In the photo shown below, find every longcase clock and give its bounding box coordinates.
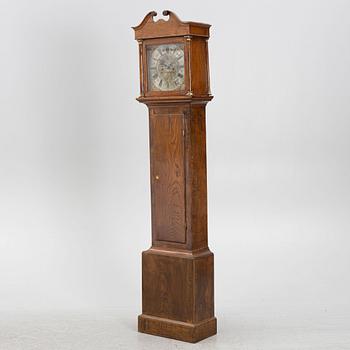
[133,10,217,343]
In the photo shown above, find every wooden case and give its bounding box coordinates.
[133,11,216,343]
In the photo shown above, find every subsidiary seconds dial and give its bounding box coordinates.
[147,44,185,92]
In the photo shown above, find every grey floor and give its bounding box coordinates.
[1,307,349,350]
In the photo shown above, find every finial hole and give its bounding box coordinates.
[153,10,170,22]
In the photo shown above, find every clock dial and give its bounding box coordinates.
[147,44,185,92]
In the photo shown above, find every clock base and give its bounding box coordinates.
[138,314,217,343]
[138,248,216,343]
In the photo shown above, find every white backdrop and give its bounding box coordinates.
[1,0,350,348]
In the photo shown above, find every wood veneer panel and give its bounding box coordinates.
[149,112,186,244]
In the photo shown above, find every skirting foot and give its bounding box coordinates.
[138,314,217,343]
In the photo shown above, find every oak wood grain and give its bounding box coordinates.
[150,112,186,244]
